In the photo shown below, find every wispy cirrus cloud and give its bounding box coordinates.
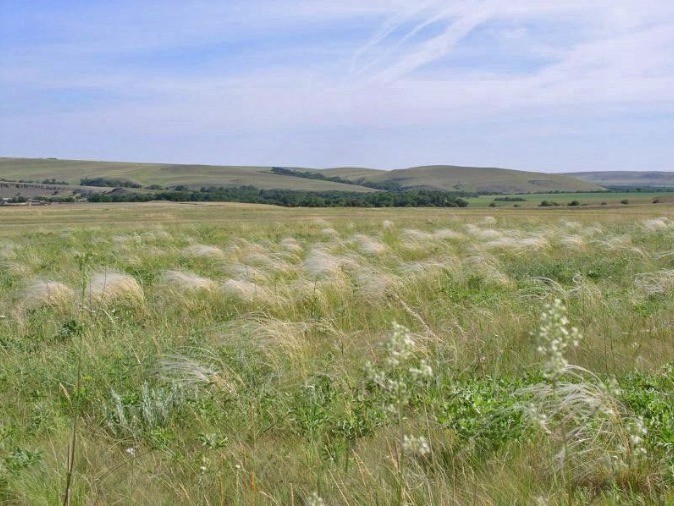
[350,0,674,85]
[350,0,501,82]
[0,1,673,170]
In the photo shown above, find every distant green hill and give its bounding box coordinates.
[566,171,674,188]
[318,167,386,179]
[0,158,375,193]
[0,158,605,194]
[322,165,604,193]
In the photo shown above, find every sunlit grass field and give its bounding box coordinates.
[467,191,669,207]
[2,202,674,504]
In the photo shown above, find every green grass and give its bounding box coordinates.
[568,171,674,188]
[467,191,669,207]
[317,167,386,179]
[1,158,606,194]
[358,165,604,193]
[1,203,674,503]
[0,158,376,192]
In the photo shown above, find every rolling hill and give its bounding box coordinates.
[0,157,605,194]
[321,165,604,193]
[0,158,375,193]
[566,171,674,188]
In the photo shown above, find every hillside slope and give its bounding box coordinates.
[319,167,387,179]
[566,171,674,188]
[1,158,606,194]
[0,158,375,193]
[333,165,605,193]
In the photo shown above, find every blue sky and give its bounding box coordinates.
[1,0,673,171]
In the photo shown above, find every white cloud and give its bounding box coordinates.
[1,0,673,170]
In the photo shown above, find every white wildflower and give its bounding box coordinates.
[402,435,431,457]
[409,359,433,380]
[627,416,648,457]
[527,404,551,434]
[536,299,582,380]
[366,323,433,409]
[519,300,646,484]
[386,322,416,366]
[306,491,326,506]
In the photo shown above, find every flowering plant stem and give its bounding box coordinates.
[397,402,405,505]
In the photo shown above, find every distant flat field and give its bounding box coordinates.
[566,171,674,187]
[2,201,673,233]
[466,191,671,207]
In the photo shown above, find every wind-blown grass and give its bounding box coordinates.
[2,203,674,504]
[22,280,75,312]
[86,270,145,307]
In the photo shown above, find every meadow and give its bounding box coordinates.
[466,192,670,208]
[0,158,602,194]
[1,202,674,504]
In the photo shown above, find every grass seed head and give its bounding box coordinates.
[222,279,273,304]
[181,244,225,259]
[279,237,303,253]
[87,271,145,306]
[320,227,339,238]
[23,280,75,311]
[303,249,346,277]
[433,228,465,241]
[354,234,387,255]
[159,270,217,292]
[642,218,672,232]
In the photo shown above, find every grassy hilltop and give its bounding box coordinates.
[322,164,604,193]
[0,158,373,192]
[1,157,604,193]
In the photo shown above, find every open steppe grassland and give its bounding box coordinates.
[466,191,670,207]
[1,203,674,504]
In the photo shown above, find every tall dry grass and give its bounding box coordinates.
[1,205,674,504]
